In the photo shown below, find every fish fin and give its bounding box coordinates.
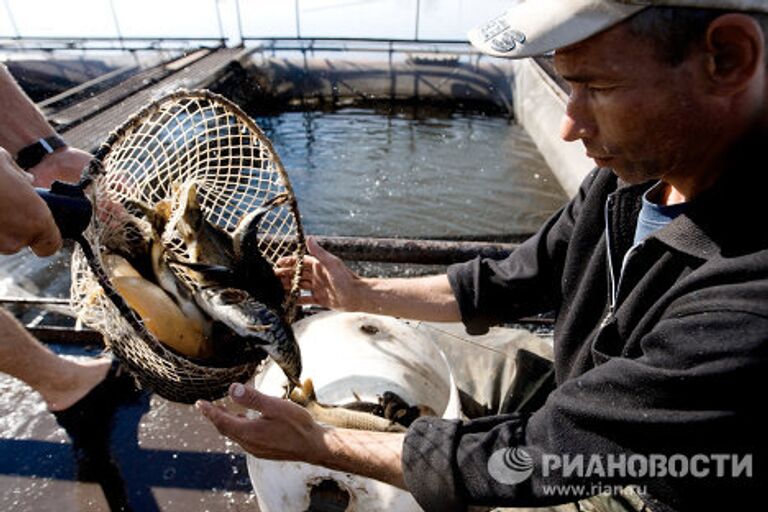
[287,378,315,405]
[288,387,305,404]
[302,378,317,402]
[168,259,236,282]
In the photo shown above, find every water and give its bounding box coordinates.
[0,107,566,299]
[255,107,567,239]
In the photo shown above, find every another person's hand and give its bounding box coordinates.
[197,383,329,463]
[276,237,363,311]
[0,147,61,256]
[28,146,91,188]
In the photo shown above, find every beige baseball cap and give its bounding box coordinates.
[468,0,768,58]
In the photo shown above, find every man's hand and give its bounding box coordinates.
[0,148,61,256]
[28,146,91,187]
[197,383,330,463]
[276,237,461,321]
[276,237,363,310]
[198,382,407,489]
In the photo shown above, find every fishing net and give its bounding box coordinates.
[70,89,305,403]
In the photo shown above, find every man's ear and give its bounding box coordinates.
[703,14,764,94]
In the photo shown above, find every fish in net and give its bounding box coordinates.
[66,89,305,404]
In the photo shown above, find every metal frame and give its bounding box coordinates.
[245,36,484,63]
[0,36,226,52]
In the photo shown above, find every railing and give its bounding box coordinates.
[245,36,476,57]
[0,36,226,53]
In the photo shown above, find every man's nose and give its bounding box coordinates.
[560,115,589,141]
[560,92,596,142]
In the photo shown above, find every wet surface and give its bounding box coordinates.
[255,107,566,239]
[0,348,258,512]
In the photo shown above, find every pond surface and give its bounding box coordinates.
[255,107,567,239]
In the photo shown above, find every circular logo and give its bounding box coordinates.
[487,447,534,485]
[490,30,526,53]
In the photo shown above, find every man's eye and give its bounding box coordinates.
[587,85,615,93]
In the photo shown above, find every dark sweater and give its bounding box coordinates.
[402,167,768,511]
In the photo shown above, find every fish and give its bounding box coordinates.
[232,193,291,312]
[125,197,212,342]
[103,253,212,358]
[169,182,290,313]
[289,379,407,433]
[162,182,302,388]
[193,286,301,387]
[379,391,437,427]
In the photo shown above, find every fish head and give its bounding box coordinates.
[125,198,172,239]
[166,181,207,260]
[176,181,206,236]
[169,181,236,267]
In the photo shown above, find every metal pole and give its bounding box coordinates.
[234,0,244,44]
[414,0,420,41]
[214,0,225,45]
[108,0,125,51]
[295,0,302,39]
[311,235,519,265]
[2,0,21,39]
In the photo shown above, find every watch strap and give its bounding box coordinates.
[15,135,68,170]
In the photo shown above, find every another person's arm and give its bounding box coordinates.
[0,64,93,256]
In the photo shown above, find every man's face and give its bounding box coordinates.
[554,23,714,185]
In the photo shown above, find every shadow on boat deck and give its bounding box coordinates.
[0,345,257,512]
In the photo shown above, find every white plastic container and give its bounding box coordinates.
[247,311,462,512]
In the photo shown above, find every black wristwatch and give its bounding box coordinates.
[15,135,68,170]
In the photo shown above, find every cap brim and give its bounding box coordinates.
[468,0,646,58]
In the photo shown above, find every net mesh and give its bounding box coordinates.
[70,89,305,403]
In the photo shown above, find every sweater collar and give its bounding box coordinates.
[610,166,768,261]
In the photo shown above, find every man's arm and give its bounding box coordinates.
[197,383,407,488]
[0,64,57,154]
[0,64,91,187]
[275,170,604,328]
[277,237,461,322]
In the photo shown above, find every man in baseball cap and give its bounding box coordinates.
[201,2,768,511]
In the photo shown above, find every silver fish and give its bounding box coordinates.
[166,182,301,388]
[169,182,290,312]
[193,286,301,387]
